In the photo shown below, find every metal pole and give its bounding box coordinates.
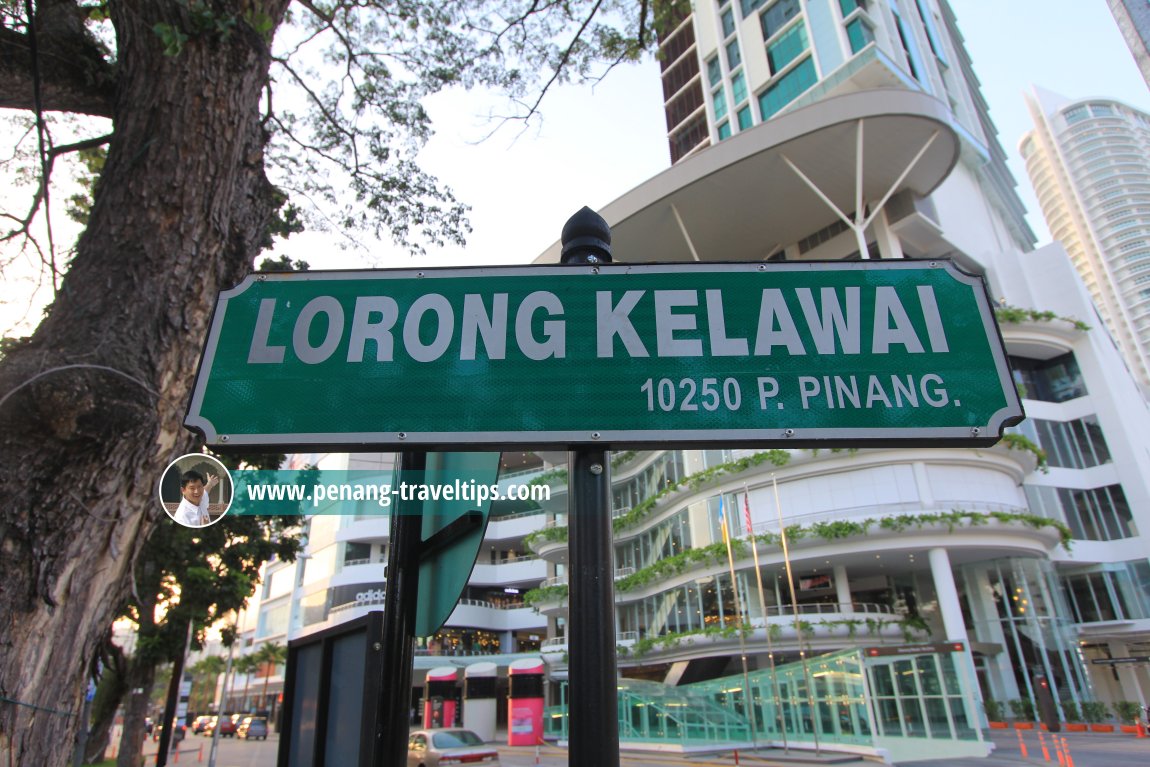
[719,494,758,752]
[772,475,820,755]
[207,628,235,767]
[568,448,619,767]
[373,450,426,767]
[560,207,620,767]
[744,486,786,752]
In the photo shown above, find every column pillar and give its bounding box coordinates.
[834,565,852,612]
[1111,641,1147,706]
[929,548,967,641]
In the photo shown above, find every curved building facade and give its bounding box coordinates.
[525,0,1150,726]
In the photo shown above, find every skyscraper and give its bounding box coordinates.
[1108,0,1150,89]
[1021,89,1150,389]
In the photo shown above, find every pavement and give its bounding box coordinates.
[132,728,1150,767]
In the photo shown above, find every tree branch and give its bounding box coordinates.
[0,11,116,117]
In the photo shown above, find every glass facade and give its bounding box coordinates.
[767,20,809,72]
[547,648,983,750]
[761,0,801,40]
[1010,353,1088,402]
[1030,416,1111,469]
[867,652,977,741]
[846,17,874,54]
[611,451,687,513]
[959,559,1091,708]
[616,572,754,638]
[758,56,818,119]
[1025,484,1137,541]
[1062,560,1150,623]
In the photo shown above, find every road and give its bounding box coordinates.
[137,729,1150,767]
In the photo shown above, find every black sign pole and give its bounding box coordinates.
[373,450,425,767]
[561,208,621,767]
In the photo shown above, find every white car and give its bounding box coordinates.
[407,729,500,766]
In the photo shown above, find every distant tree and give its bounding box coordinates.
[254,641,287,708]
[188,655,228,714]
[232,655,262,713]
[106,449,301,767]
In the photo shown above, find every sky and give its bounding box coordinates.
[2,0,1149,332]
[272,0,1150,271]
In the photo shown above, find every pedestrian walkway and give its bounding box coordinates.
[495,728,1150,767]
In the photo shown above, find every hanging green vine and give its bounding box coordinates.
[995,304,1090,331]
[998,433,1048,471]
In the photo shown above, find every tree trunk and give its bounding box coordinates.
[0,1,289,763]
[83,660,127,764]
[115,659,156,767]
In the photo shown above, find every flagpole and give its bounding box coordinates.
[772,474,820,756]
[744,486,787,753]
[719,494,759,753]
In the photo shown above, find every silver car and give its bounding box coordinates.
[407,729,500,766]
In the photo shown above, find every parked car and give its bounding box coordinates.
[236,716,269,740]
[407,729,499,766]
[203,714,237,737]
[151,719,186,742]
[192,715,212,734]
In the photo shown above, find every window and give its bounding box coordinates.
[737,105,753,130]
[707,56,722,87]
[914,0,948,66]
[1063,105,1089,125]
[761,0,801,40]
[1024,484,1136,541]
[768,20,809,72]
[1010,353,1087,402]
[1031,416,1111,469]
[845,17,874,54]
[740,0,768,16]
[759,56,816,119]
[712,87,728,120]
[718,120,732,140]
[722,8,736,37]
[1062,564,1150,623]
[731,71,747,104]
[726,39,742,68]
[891,5,922,82]
[839,0,866,15]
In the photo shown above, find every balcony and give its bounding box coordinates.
[469,556,548,586]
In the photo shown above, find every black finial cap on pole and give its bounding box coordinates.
[560,206,612,264]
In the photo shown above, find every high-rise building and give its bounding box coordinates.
[255,2,1150,758]
[527,0,1150,756]
[1021,89,1150,390]
[1108,0,1150,89]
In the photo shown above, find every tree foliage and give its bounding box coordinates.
[0,0,680,763]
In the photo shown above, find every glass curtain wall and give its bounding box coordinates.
[958,558,1092,711]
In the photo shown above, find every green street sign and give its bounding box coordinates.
[412,452,501,637]
[185,261,1023,449]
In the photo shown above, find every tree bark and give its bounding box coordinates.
[0,1,289,764]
